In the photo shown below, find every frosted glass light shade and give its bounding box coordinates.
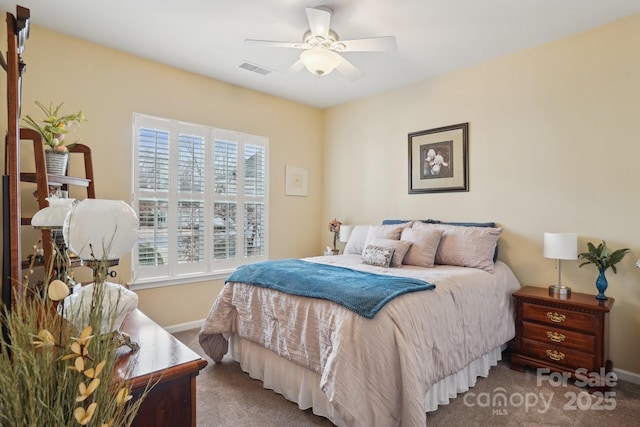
[339,225,354,243]
[300,47,340,76]
[64,199,138,261]
[543,232,578,260]
[31,197,76,229]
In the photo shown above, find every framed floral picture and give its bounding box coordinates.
[408,122,469,194]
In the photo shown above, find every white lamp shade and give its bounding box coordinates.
[64,199,139,261]
[31,197,76,229]
[300,47,341,76]
[543,232,578,260]
[339,225,353,243]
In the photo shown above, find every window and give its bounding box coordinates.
[132,114,268,287]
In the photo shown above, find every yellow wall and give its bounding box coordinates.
[0,24,324,327]
[324,15,640,375]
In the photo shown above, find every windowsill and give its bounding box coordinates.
[130,269,236,290]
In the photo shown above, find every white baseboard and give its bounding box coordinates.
[165,318,205,334]
[613,367,640,385]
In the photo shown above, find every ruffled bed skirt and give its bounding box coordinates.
[230,335,504,426]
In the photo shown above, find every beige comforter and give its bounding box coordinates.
[199,255,521,427]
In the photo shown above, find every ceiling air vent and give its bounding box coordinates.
[238,62,273,76]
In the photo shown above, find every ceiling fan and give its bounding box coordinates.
[244,6,397,80]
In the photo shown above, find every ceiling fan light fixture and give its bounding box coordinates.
[300,46,340,76]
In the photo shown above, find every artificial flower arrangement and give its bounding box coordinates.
[0,247,147,426]
[22,101,86,152]
[328,218,342,253]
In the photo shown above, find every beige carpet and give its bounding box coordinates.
[173,329,640,426]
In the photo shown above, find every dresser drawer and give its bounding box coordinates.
[521,338,595,371]
[522,321,595,353]
[522,302,596,332]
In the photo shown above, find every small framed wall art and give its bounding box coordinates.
[408,122,469,194]
[285,165,308,196]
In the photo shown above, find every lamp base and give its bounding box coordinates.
[549,285,571,297]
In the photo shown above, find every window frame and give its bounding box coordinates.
[131,113,269,289]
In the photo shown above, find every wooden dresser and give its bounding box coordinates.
[116,310,208,427]
[510,286,613,379]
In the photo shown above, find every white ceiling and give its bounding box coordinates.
[3,1,640,109]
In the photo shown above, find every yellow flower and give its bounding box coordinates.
[47,279,70,301]
[83,360,106,379]
[32,329,55,348]
[76,378,101,402]
[73,356,85,373]
[115,387,133,406]
[69,326,94,356]
[74,402,98,425]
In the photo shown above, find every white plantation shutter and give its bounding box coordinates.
[132,114,268,286]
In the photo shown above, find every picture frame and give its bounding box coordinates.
[408,122,469,194]
[285,165,308,196]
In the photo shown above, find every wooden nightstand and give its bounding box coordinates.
[510,286,613,385]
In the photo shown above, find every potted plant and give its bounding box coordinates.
[22,101,86,175]
[0,248,148,426]
[578,240,630,300]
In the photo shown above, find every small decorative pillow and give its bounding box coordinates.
[343,225,372,255]
[362,245,395,268]
[371,238,413,267]
[400,227,444,268]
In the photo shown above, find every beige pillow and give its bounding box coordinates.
[371,237,413,268]
[362,222,412,254]
[421,223,502,271]
[400,227,444,268]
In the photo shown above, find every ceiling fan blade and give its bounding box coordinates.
[338,36,397,52]
[306,7,331,39]
[335,55,364,81]
[244,39,305,49]
[287,60,306,74]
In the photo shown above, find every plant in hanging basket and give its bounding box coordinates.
[22,101,86,153]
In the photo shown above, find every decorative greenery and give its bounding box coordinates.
[328,218,342,252]
[22,101,86,152]
[0,247,146,426]
[578,240,630,273]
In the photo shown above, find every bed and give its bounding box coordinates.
[199,221,521,426]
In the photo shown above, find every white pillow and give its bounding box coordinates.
[371,237,413,268]
[417,223,502,271]
[400,227,444,268]
[362,222,412,254]
[343,225,372,255]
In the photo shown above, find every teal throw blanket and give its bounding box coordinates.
[226,259,435,319]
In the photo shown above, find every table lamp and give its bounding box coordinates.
[61,199,140,350]
[543,232,577,297]
[339,225,354,243]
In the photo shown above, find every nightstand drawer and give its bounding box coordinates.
[521,339,595,370]
[522,302,596,332]
[522,321,595,353]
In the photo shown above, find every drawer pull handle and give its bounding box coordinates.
[546,312,566,323]
[546,331,566,342]
[546,349,565,361]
